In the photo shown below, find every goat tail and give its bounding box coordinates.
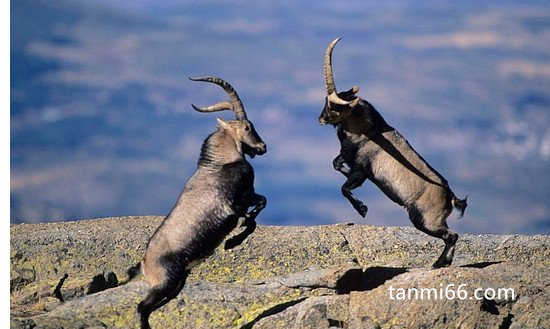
[451,193,468,218]
[118,262,142,286]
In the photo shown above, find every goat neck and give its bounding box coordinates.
[198,129,245,167]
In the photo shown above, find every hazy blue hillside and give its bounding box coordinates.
[11,0,550,234]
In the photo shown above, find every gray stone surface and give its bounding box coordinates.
[10,216,550,328]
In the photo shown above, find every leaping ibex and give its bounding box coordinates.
[132,76,267,329]
[319,37,467,269]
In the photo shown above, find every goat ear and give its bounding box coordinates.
[345,86,360,95]
[349,97,360,108]
[216,117,229,129]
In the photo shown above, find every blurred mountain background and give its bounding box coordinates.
[10,0,550,234]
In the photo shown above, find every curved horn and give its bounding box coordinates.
[324,37,341,96]
[328,92,356,106]
[189,76,247,120]
[324,37,355,106]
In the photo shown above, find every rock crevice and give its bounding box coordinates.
[10,216,550,328]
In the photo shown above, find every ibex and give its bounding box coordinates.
[131,76,267,329]
[319,38,467,269]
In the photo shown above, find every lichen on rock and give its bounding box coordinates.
[10,216,550,328]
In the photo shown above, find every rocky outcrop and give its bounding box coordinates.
[10,216,550,328]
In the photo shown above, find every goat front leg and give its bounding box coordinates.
[333,154,351,177]
[243,192,267,222]
[341,170,368,218]
[224,192,266,250]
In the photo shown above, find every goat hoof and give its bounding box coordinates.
[357,205,368,218]
[224,239,238,250]
[432,260,452,269]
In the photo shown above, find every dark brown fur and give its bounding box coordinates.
[319,38,467,269]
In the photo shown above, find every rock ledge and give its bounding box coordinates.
[10,216,550,328]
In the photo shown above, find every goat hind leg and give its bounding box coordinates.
[138,274,188,329]
[138,285,166,329]
[409,208,457,268]
[432,229,458,268]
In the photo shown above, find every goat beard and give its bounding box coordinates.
[242,144,257,158]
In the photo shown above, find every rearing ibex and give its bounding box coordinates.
[319,37,467,269]
[132,76,267,329]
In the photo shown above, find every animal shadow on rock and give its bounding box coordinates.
[335,266,409,294]
[460,261,503,269]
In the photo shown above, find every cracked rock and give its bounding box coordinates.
[10,216,550,328]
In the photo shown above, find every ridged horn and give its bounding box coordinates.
[324,37,341,96]
[189,76,247,120]
[324,38,357,106]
